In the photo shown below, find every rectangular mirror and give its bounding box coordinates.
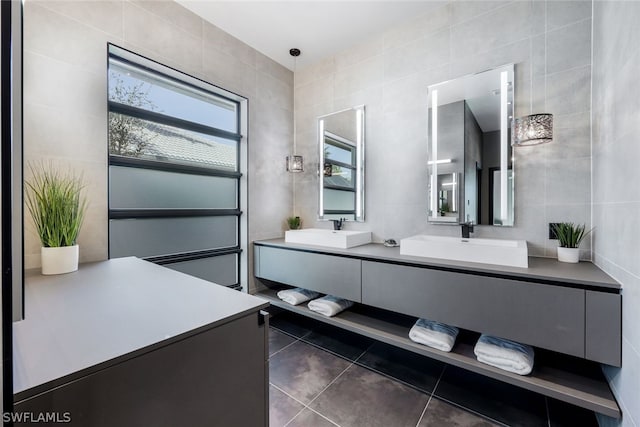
[318,105,365,222]
[427,64,514,226]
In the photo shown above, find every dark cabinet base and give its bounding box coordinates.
[15,312,268,427]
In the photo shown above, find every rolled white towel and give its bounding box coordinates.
[409,318,459,352]
[474,334,535,376]
[307,295,354,317]
[277,288,321,306]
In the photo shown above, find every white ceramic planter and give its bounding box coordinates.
[41,245,79,275]
[557,247,580,263]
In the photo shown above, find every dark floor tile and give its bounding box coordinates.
[357,341,445,393]
[269,328,297,357]
[287,409,338,427]
[269,340,351,404]
[302,322,374,361]
[269,385,304,427]
[310,364,430,427]
[434,366,547,427]
[270,311,316,338]
[418,397,501,427]
[547,398,598,427]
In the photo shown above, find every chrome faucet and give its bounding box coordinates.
[332,218,346,231]
[461,222,474,239]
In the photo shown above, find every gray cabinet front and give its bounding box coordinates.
[586,291,622,366]
[362,261,585,357]
[257,246,361,302]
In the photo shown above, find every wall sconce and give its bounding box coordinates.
[512,113,553,146]
[286,155,304,173]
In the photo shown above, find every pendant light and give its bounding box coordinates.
[512,18,553,147]
[286,48,304,172]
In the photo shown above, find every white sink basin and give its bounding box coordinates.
[285,228,372,249]
[400,234,528,268]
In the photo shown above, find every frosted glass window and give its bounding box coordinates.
[109,166,237,209]
[164,254,237,287]
[110,216,237,258]
[323,188,355,211]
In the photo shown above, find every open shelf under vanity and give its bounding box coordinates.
[256,287,620,419]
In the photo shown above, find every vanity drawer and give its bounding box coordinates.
[256,246,361,302]
[362,261,585,357]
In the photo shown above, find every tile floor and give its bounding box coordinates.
[268,311,599,427]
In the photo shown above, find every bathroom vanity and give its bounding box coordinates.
[253,239,622,418]
[13,257,269,427]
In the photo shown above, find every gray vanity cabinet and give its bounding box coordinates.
[254,241,621,366]
[361,261,585,358]
[257,246,361,302]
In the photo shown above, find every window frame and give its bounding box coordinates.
[322,132,357,216]
[106,44,248,290]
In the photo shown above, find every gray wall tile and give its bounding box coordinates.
[37,0,124,37]
[545,65,591,115]
[449,1,510,26]
[24,2,118,75]
[123,2,203,76]
[546,1,593,31]
[593,1,640,426]
[384,2,450,50]
[450,2,532,58]
[546,19,592,75]
[130,0,202,38]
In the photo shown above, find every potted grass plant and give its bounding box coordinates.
[25,163,87,275]
[552,222,591,263]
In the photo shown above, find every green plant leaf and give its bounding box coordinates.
[552,222,592,248]
[25,162,88,248]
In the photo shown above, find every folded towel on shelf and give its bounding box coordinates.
[408,318,459,352]
[276,288,321,306]
[307,295,354,317]
[474,334,535,376]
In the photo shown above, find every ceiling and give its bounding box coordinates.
[177,1,442,71]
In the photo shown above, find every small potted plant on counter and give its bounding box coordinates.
[552,222,591,263]
[25,163,87,275]
[286,216,302,230]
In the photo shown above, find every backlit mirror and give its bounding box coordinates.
[318,106,365,222]
[427,64,514,226]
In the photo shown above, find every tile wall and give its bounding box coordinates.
[592,2,640,426]
[292,1,593,259]
[22,0,294,291]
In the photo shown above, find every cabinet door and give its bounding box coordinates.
[362,261,585,357]
[257,246,361,302]
[14,312,268,427]
[586,291,621,366]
